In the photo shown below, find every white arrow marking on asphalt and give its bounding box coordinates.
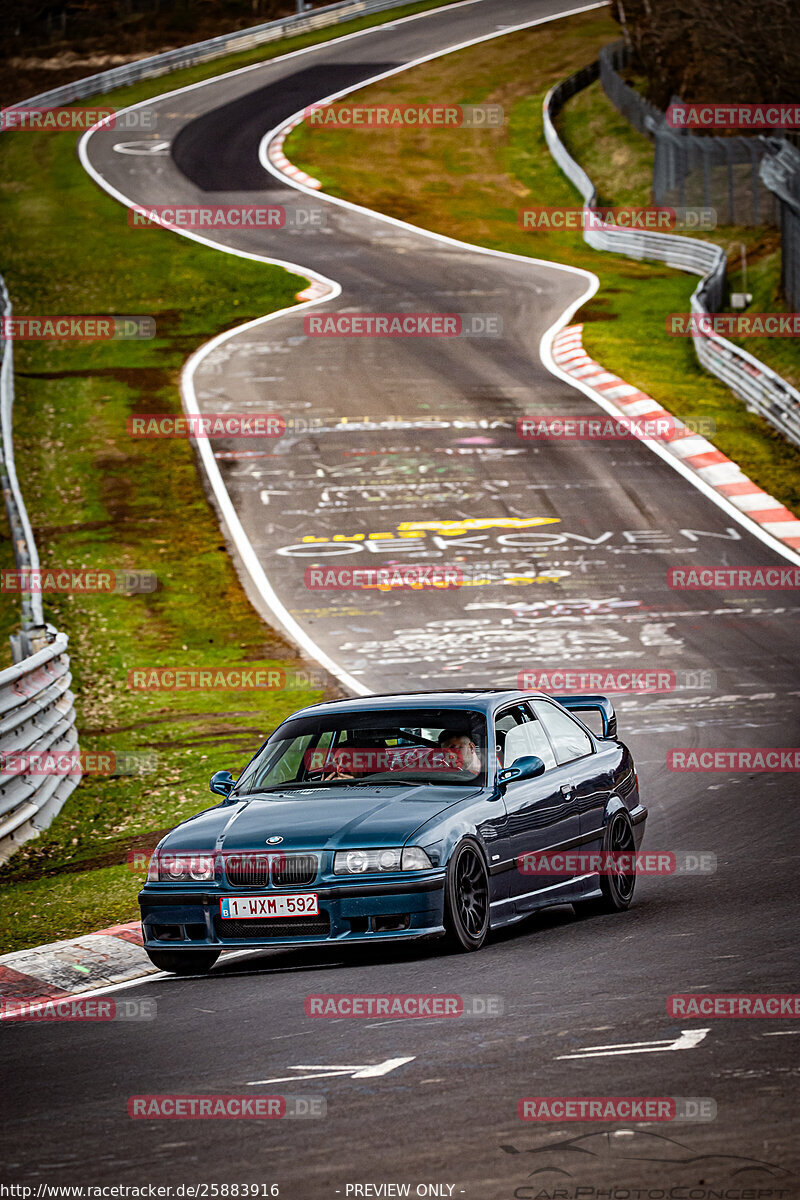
[248,1056,415,1084]
[556,1029,709,1059]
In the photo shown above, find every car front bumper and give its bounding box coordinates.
[139,872,447,949]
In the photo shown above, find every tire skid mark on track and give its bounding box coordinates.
[259,32,800,570]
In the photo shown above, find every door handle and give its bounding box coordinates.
[561,784,574,799]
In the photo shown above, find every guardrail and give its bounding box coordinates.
[0,635,80,863]
[0,277,80,862]
[1,0,457,863]
[1,280,47,658]
[543,65,800,451]
[12,0,442,110]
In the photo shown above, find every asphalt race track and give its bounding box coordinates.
[2,0,799,1194]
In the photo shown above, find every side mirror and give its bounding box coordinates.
[209,769,235,798]
[498,755,546,787]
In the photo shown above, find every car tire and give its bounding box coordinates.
[573,810,637,918]
[145,948,221,975]
[443,838,490,952]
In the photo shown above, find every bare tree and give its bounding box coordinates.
[610,0,800,106]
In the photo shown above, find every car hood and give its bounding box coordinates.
[159,783,481,853]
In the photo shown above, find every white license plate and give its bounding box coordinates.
[220,894,319,919]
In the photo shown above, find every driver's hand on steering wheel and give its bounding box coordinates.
[321,754,354,781]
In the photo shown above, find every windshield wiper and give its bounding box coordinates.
[362,779,419,787]
[235,779,426,796]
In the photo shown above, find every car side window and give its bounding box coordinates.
[495,705,557,772]
[531,701,593,765]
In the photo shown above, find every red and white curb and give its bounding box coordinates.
[0,921,158,1015]
[264,114,800,556]
[264,117,330,304]
[553,325,800,552]
[296,279,334,301]
[267,115,321,190]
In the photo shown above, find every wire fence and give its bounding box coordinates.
[543,69,800,451]
[599,42,780,228]
[760,140,800,310]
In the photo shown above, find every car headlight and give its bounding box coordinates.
[333,846,433,875]
[147,852,216,883]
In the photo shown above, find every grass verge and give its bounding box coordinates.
[559,80,796,394]
[286,8,800,514]
[0,0,470,954]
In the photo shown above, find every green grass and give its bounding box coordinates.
[1,866,147,948]
[558,82,796,392]
[0,0,473,954]
[1,0,798,955]
[4,0,468,112]
[555,78,653,209]
[0,143,321,948]
[286,11,800,514]
[725,245,798,390]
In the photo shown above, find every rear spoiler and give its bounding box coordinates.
[554,695,617,739]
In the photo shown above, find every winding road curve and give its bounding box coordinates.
[2,2,798,1193]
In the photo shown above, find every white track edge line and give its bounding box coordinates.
[23,0,795,990]
[79,0,800,709]
[540,327,800,566]
[76,1,607,699]
[180,314,372,696]
[258,10,800,567]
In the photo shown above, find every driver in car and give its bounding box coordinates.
[320,730,482,781]
[437,730,482,776]
[320,746,355,781]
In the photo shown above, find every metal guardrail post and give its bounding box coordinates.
[0,0,444,859]
[0,280,49,661]
[0,276,81,859]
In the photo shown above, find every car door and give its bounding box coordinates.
[529,699,609,890]
[496,703,582,910]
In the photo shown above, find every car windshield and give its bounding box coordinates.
[234,707,488,794]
